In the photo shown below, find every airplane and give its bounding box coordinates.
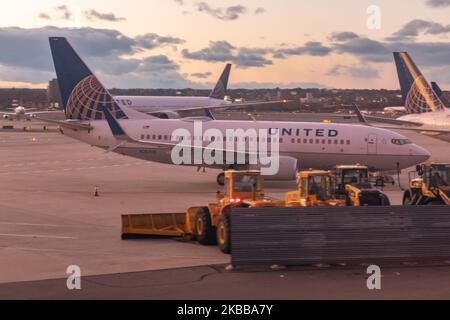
[42,37,430,185]
[383,80,448,114]
[431,81,450,108]
[1,103,60,121]
[112,64,233,119]
[358,52,450,139]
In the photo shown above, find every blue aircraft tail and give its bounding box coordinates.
[209,64,231,100]
[49,37,128,121]
[431,81,449,108]
[393,52,446,114]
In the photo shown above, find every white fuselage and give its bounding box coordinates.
[398,109,450,128]
[114,96,230,113]
[61,119,430,171]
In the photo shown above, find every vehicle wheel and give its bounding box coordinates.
[381,194,391,206]
[345,195,352,206]
[217,215,231,254]
[427,200,444,205]
[217,172,225,186]
[195,208,216,245]
[403,193,412,206]
[121,233,136,240]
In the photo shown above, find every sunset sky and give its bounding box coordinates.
[0,0,449,89]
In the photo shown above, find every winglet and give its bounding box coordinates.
[352,103,367,123]
[209,64,231,99]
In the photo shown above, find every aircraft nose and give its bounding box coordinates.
[410,144,431,163]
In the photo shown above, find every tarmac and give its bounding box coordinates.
[0,116,450,299]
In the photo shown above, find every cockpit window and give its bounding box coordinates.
[391,139,412,145]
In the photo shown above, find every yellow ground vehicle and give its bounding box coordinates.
[403,163,450,205]
[122,170,283,253]
[285,170,345,207]
[333,165,391,206]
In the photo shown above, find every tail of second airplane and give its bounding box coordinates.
[431,81,450,108]
[49,37,128,121]
[393,52,446,114]
[209,64,231,100]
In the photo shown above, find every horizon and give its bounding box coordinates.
[0,1,449,90]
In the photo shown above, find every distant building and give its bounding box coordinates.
[300,92,319,103]
[47,79,62,105]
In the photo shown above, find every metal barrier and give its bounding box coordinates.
[231,206,450,266]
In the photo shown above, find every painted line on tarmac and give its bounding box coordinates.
[0,221,68,227]
[0,233,77,240]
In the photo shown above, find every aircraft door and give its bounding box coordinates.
[367,133,378,154]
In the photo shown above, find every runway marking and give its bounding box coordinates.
[0,222,67,227]
[0,162,149,175]
[0,233,77,240]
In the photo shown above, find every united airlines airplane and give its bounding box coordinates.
[44,37,430,184]
[361,52,450,139]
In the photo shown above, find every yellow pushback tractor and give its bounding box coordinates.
[403,163,450,205]
[333,165,391,206]
[285,170,346,207]
[122,170,283,254]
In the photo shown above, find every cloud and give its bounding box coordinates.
[182,41,273,68]
[330,29,450,67]
[84,9,126,22]
[273,42,332,58]
[390,19,450,40]
[0,26,196,88]
[425,0,450,7]
[329,31,359,42]
[191,72,212,79]
[138,55,180,73]
[135,33,185,50]
[56,5,72,20]
[195,2,248,21]
[332,36,391,62]
[38,13,51,20]
[254,7,265,15]
[327,64,380,78]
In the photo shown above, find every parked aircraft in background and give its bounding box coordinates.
[359,52,450,141]
[1,103,61,121]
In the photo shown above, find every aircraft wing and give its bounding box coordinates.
[26,111,63,116]
[34,116,92,130]
[170,100,290,113]
[363,115,423,127]
[351,103,450,134]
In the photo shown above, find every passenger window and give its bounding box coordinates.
[140,134,144,139]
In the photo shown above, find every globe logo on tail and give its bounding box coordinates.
[66,75,128,121]
[405,76,447,114]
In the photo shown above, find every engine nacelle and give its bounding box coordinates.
[150,111,180,119]
[3,114,9,119]
[250,156,298,181]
